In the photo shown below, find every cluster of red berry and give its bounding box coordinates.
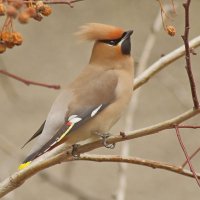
[0,0,52,53]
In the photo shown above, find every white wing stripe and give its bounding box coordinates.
[69,117,82,123]
[91,104,103,117]
[68,115,78,121]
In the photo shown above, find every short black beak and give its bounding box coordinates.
[122,30,133,41]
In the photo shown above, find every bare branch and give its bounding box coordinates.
[42,0,84,6]
[174,125,200,187]
[0,70,60,90]
[22,0,84,7]
[181,0,200,108]
[176,125,200,129]
[79,154,200,179]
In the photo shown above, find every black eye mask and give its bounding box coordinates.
[99,32,127,46]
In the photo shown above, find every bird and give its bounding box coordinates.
[18,23,134,170]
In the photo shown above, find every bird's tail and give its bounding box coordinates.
[18,161,32,170]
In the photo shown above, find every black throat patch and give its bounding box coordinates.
[121,37,131,55]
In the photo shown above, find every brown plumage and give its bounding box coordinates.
[19,23,134,170]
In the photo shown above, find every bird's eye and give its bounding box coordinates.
[108,40,116,45]
[100,39,120,46]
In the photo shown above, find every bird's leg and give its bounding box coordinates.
[95,132,115,149]
[71,144,81,158]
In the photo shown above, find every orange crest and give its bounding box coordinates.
[76,23,124,41]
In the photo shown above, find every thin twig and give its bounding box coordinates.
[78,154,200,179]
[22,0,84,7]
[182,0,200,109]
[182,147,200,168]
[174,125,200,187]
[176,125,200,129]
[44,0,84,6]
[0,70,60,90]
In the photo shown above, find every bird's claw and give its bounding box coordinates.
[98,133,115,149]
[71,144,81,158]
[103,139,115,149]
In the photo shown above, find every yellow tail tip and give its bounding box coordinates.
[18,161,31,170]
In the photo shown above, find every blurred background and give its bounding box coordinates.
[0,0,200,199]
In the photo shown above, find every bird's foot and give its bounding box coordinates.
[96,133,115,149]
[71,144,81,158]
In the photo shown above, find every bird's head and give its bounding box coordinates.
[76,23,133,66]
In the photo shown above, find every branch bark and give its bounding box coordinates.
[181,0,200,109]
[79,154,200,179]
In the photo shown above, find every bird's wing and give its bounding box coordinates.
[19,103,108,169]
[21,121,46,148]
